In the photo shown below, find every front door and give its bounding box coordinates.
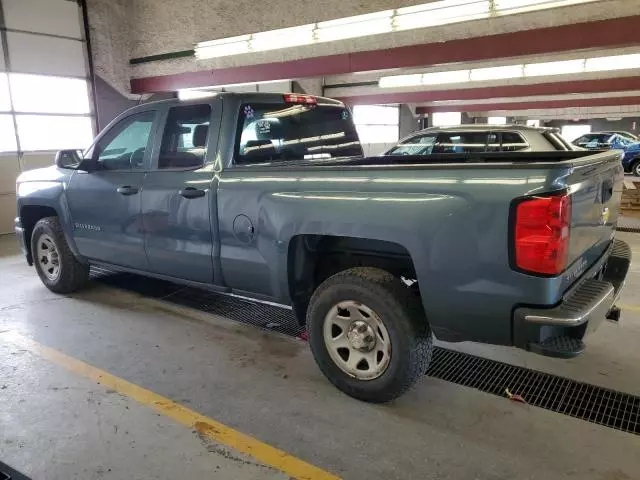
[67,110,157,269]
[141,102,220,283]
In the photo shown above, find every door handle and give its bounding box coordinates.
[179,187,206,199]
[116,185,139,196]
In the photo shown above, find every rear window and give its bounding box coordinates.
[235,103,362,164]
[500,132,529,152]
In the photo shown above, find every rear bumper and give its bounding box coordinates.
[513,239,631,358]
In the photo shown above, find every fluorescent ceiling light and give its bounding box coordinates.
[379,51,640,89]
[394,0,489,31]
[585,53,640,72]
[178,89,217,100]
[423,69,470,85]
[252,25,315,51]
[494,0,598,14]
[524,59,584,77]
[194,0,599,60]
[470,65,522,81]
[379,74,423,88]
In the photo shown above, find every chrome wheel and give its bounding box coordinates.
[36,234,61,281]
[323,301,391,380]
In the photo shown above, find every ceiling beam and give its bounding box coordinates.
[336,77,640,105]
[415,96,640,113]
[131,15,640,93]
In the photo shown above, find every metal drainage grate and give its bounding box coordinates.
[92,269,640,435]
[428,348,640,434]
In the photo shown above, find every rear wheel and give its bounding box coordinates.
[307,267,432,403]
[632,158,640,177]
[31,217,89,293]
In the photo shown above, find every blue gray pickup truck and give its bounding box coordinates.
[15,93,631,402]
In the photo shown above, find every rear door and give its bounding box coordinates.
[141,100,222,283]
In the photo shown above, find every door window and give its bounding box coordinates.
[94,111,155,170]
[433,132,488,153]
[158,104,211,169]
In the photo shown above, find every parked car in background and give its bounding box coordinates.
[600,131,638,141]
[385,125,575,157]
[572,132,640,176]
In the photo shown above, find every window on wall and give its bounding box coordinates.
[352,105,399,144]
[431,112,462,127]
[0,114,17,152]
[10,74,91,114]
[16,115,94,152]
[561,125,592,142]
[4,73,94,152]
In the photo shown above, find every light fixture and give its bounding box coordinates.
[470,65,522,81]
[422,70,470,85]
[379,52,640,88]
[194,0,599,60]
[523,59,584,77]
[178,89,218,100]
[585,53,640,72]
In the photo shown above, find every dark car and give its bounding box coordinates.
[572,132,640,176]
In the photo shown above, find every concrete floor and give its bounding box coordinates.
[1,233,640,480]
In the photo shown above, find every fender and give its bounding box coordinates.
[16,167,84,260]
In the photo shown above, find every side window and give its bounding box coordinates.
[158,104,211,169]
[501,132,529,152]
[94,111,155,170]
[486,133,500,152]
[388,134,436,155]
[433,132,487,153]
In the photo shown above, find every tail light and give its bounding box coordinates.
[513,192,571,275]
[283,93,317,104]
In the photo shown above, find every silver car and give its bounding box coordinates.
[385,124,575,156]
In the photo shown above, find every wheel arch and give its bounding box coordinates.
[286,234,418,325]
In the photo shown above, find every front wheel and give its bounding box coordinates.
[632,159,640,177]
[307,267,432,403]
[31,217,89,293]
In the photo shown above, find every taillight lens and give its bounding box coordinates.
[514,193,571,275]
[283,93,317,104]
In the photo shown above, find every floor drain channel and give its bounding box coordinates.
[92,270,640,435]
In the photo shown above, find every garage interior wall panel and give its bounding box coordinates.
[3,0,83,39]
[0,36,4,71]
[19,152,54,172]
[0,194,16,234]
[0,154,19,194]
[7,32,87,77]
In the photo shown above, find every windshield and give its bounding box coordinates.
[387,133,437,155]
[235,103,362,163]
[573,133,614,147]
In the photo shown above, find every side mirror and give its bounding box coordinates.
[54,150,82,169]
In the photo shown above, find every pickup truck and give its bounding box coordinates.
[15,93,631,402]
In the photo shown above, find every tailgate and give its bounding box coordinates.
[565,151,623,277]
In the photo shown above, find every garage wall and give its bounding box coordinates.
[0,0,95,234]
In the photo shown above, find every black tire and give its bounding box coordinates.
[31,216,89,293]
[632,158,640,177]
[307,267,432,403]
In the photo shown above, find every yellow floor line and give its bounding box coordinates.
[3,332,340,480]
[619,304,640,313]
